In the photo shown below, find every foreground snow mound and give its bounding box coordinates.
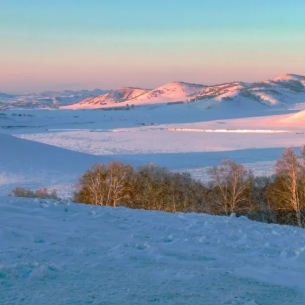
[1,197,305,304]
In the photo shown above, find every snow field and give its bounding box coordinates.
[1,197,305,304]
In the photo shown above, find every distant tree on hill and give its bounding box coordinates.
[10,186,59,200]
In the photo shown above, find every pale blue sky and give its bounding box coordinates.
[1,0,305,93]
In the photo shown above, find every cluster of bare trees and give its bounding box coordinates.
[10,186,59,200]
[73,162,206,213]
[11,146,305,228]
[203,147,305,227]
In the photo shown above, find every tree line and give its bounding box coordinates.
[10,146,305,228]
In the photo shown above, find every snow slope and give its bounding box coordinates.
[280,109,305,124]
[1,197,305,304]
[0,133,139,198]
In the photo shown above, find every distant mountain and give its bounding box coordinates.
[0,92,14,99]
[0,89,110,110]
[63,74,305,109]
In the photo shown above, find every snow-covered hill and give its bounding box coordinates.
[70,87,149,109]
[63,81,208,109]
[129,81,206,104]
[1,197,305,304]
[63,74,305,109]
[281,109,305,124]
[272,73,305,84]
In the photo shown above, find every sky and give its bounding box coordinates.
[1,0,305,93]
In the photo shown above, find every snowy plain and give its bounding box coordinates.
[1,74,305,304]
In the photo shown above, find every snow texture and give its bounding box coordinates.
[1,197,305,305]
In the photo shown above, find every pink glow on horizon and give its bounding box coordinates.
[1,57,304,93]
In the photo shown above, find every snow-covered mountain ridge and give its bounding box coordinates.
[63,73,305,109]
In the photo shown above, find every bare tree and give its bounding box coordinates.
[251,176,275,223]
[273,147,305,227]
[74,162,133,206]
[207,159,254,215]
[106,161,134,207]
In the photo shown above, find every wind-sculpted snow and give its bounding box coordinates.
[1,197,305,304]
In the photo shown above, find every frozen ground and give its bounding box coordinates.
[1,197,305,305]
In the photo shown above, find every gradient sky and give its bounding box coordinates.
[1,0,305,93]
